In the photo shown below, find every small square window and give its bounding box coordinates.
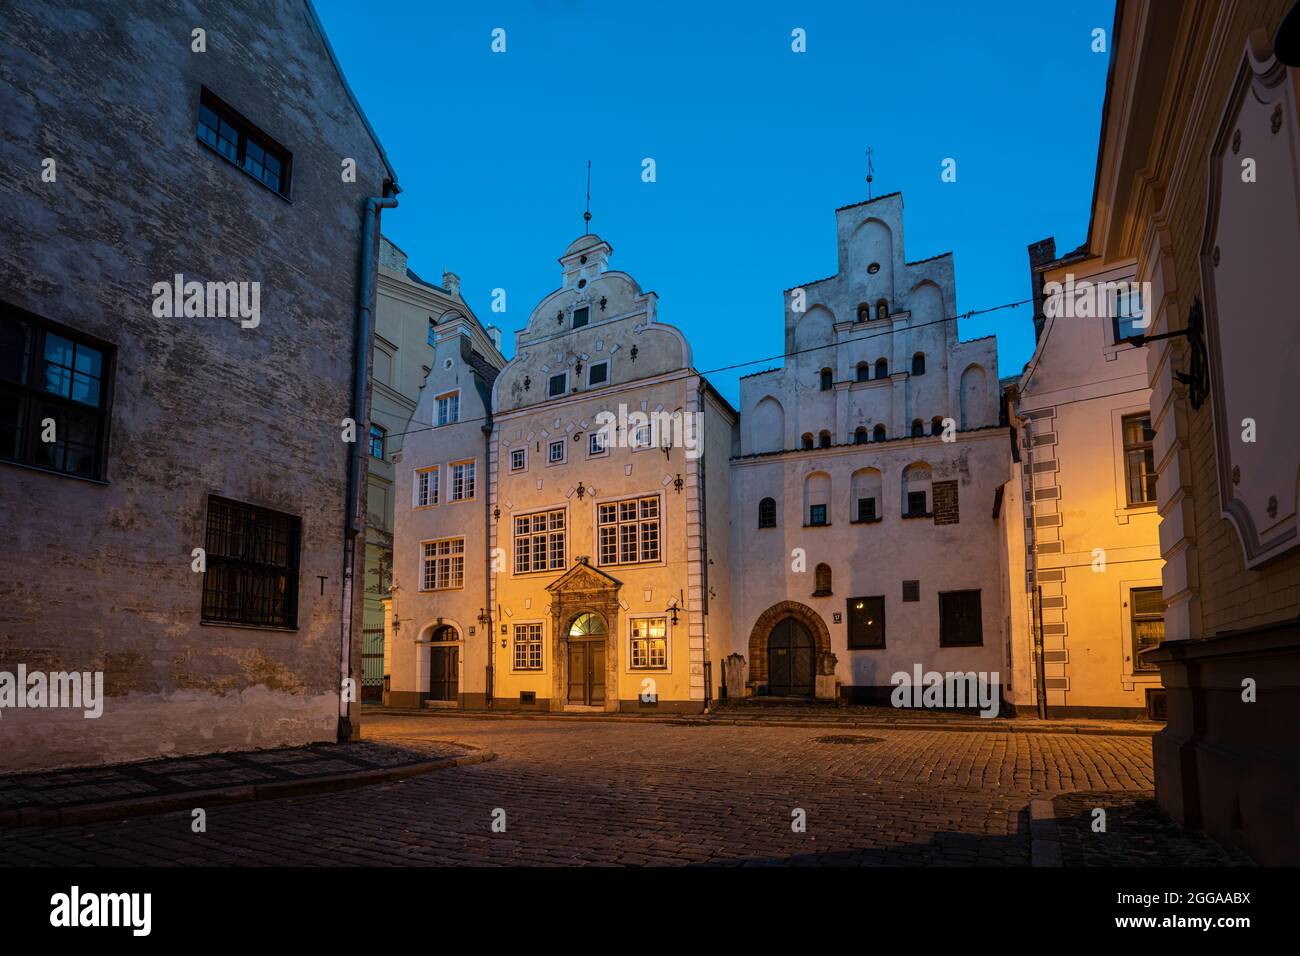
[856,497,876,522]
[548,439,565,464]
[809,504,827,526]
[902,580,920,602]
[573,307,590,328]
[510,447,527,472]
[549,372,567,397]
[587,361,608,386]
[588,431,607,456]
[906,491,928,516]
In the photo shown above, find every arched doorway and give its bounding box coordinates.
[747,601,832,697]
[767,618,815,697]
[566,612,606,706]
[427,624,459,703]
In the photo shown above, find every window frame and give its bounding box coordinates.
[448,459,476,502]
[586,360,609,388]
[0,303,115,482]
[435,390,460,427]
[855,496,878,523]
[512,507,567,575]
[195,88,292,198]
[808,503,828,527]
[1129,586,1165,673]
[846,595,886,649]
[420,536,466,591]
[572,306,590,329]
[597,494,662,567]
[758,497,777,528]
[548,371,568,398]
[587,429,608,458]
[369,423,386,460]
[628,615,669,670]
[512,621,545,671]
[938,589,983,647]
[1111,286,1146,344]
[547,438,567,466]
[414,465,439,508]
[1121,412,1157,507]
[509,447,527,473]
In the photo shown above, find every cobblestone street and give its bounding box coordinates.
[0,715,1241,866]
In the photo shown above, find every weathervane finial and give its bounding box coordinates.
[866,146,875,200]
[583,160,592,234]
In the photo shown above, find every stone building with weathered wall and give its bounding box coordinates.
[0,0,395,770]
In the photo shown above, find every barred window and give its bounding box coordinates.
[513,622,543,670]
[415,467,438,507]
[450,460,475,500]
[421,537,464,590]
[514,509,565,573]
[598,496,660,566]
[201,496,301,628]
[758,497,776,528]
[630,617,668,669]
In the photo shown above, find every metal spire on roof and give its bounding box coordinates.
[866,147,875,199]
[584,160,592,234]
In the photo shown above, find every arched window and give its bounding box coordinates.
[804,471,831,526]
[752,396,785,455]
[856,304,870,323]
[813,562,832,596]
[874,358,889,379]
[854,426,869,444]
[818,430,832,448]
[569,612,606,637]
[819,368,833,391]
[801,433,814,450]
[758,497,776,528]
[856,361,870,382]
[911,419,924,438]
[876,299,889,320]
[873,424,887,442]
[931,415,945,436]
[912,352,926,376]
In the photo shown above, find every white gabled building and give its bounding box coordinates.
[725,193,1012,706]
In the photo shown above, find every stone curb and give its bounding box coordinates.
[367,707,1158,738]
[1029,798,1063,867]
[0,750,495,830]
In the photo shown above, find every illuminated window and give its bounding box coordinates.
[630,617,668,669]
[846,596,885,648]
[598,496,660,566]
[421,537,464,590]
[513,509,565,573]
[513,623,543,670]
[1130,587,1165,672]
[1122,413,1157,505]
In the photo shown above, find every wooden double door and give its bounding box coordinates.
[567,639,606,706]
[767,618,815,697]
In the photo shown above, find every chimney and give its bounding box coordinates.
[1026,237,1057,341]
[485,324,503,353]
[442,270,461,298]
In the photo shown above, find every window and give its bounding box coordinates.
[201,496,301,628]
[572,306,590,328]
[857,304,870,322]
[854,427,868,444]
[801,433,814,450]
[0,307,111,479]
[818,430,832,448]
[630,617,668,669]
[369,423,386,460]
[514,623,543,670]
[436,392,459,426]
[939,590,982,646]
[906,490,928,517]
[427,317,436,346]
[809,503,828,526]
[196,90,290,195]
[856,362,870,383]
[632,423,653,449]
[548,439,566,464]
[856,496,877,522]
[1130,587,1165,672]
[598,496,660,565]
[912,353,926,375]
[876,299,889,320]
[902,580,920,602]
[846,596,885,649]
[587,361,608,387]
[1113,286,1145,342]
[819,368,833,391]
[873,424,887,442]
[1122,413,1157,505]
[874,358,888,378]
[548,372,567,397]
[450,460,475,501]
[758,497,776,528]
[813,562,832,596]
[588,430,607,456]
[421,537,465,590]
[911,419,924,438]
[415,466,438,507]
[514,508,566,573]
[510,447,527,472]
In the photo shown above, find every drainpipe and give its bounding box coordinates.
[483,418,495,709]
[339,184,399,742]
[1018,409,1048,720]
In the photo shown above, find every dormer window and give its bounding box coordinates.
[573,307,589,328]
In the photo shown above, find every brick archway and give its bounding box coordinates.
[747,601,831,690]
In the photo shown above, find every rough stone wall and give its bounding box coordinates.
[0,0,390,770]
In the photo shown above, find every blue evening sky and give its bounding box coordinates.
[314,0,1115,406]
